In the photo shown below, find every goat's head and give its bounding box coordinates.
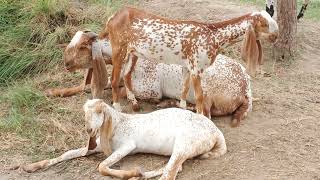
[83,99,113,155]
[84,99,108,137]
[64,31,98,72]
[250,10,279,43]
[241,11,279,76]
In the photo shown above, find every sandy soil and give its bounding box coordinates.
[1,0,320,179]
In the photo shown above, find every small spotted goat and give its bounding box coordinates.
[21,99,226,180]
[99,7,278,115]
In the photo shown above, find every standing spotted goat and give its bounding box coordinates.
[21,99,227,180]
[99,7,278,115]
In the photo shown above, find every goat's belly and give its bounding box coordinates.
[131,43,186,66]
[133,135,175,156]
[131,60,162,99]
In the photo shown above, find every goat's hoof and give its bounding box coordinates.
[22,164,39,173]
[132,103,140,112]
[45,89,55,97]
[230,119,240,127]
[8,165,20,170]
[127,167,144,180]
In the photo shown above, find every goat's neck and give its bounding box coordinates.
[105,105,127,131]
[98,40,112,58]
[210,15,252,48]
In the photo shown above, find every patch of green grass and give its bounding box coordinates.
[0,81,48,132]
[0,0,68,85]
[0,0,135,86]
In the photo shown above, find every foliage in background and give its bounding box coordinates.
[238,0,320,21]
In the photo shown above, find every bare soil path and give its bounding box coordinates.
[1,0,320,179]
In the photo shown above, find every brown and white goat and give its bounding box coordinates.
[21,99,226,180]
[46,31,111,98]
[99,7,278,114]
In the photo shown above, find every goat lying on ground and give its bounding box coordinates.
[21,99,227,180]
[47,32,252,126]
[125,53,252,126]
[99,7,278,115]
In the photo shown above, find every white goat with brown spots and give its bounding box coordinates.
[123,53,252,127]
[21,99,226,180]
[99,7,278,116]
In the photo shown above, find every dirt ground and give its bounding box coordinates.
[1,0,320,179]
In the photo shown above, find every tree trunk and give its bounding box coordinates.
[274,0,297,60]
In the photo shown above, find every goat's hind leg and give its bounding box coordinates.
[179,68,190,109]
[123,52,140,111]
[199,132,227,159]
[231,98,249,127]
[191,74,204,115]
[45,69,93,97]
[98,143,142,179]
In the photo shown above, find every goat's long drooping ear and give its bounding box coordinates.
[84,68,93,86]
[87,136,97,151]
[241,24,259,76]
[256,40,263,65]
[98,103,113,156]
[91,41,108,98]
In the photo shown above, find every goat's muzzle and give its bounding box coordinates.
[64,62,77,72]
[268,32,278,43]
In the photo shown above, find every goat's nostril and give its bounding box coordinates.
[65,62,70,67]
[87,128,92,134]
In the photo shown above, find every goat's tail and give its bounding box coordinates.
[199,130,227,159]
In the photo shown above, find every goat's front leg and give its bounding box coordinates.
[191,74,204,115]
[111,48,127,111]
[45,69,93,97]
[179,68,190,109]
[22,137,101,173]
[123,54,140,111]
[98,143,141,179]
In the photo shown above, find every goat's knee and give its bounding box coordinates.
[98,163,110,176]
